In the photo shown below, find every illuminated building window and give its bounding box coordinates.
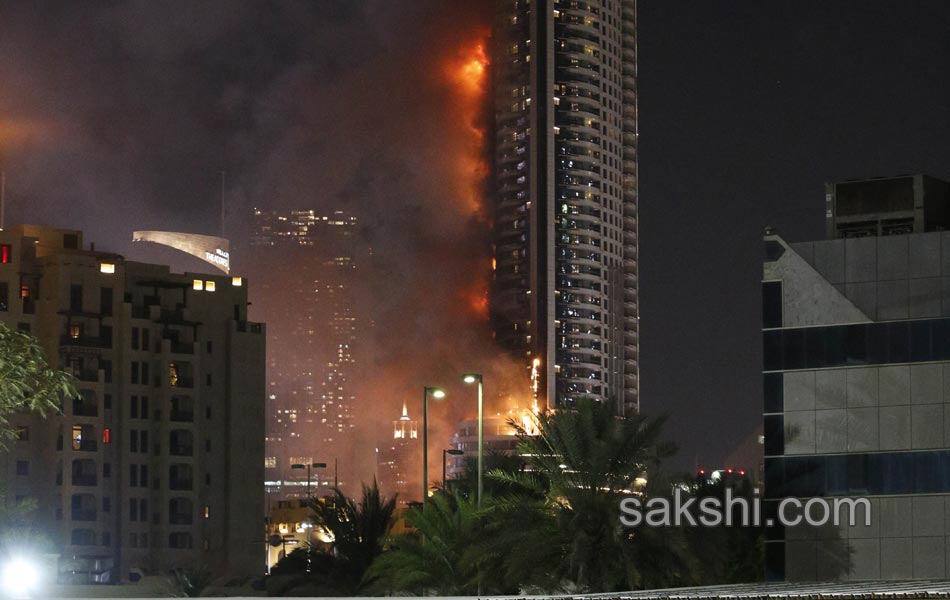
[99,263,115,274]
[19,285,29,299]
[264,457,277,469]
[69,323,81,339]
[205,281,216,292]
[231,277,242,287]
[204,505,210,519]
[102,428,111,444]
[169,362,179,387]
[192,280,203,291]
[0,245,10,264]
[72,425,83,450]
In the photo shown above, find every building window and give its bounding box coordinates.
[762,281,783,329]
[15,425,28,442]
[0,244,10,264]
[19,285,29,299]
[130,362,139,385]
[99,263,115,274]
[15,460,28,476]
[192,279,203,291]
[70,284,83,312]
[100,287,113,315]
[204,281,216,292]
[104,393,112,410]
[103,497,111,513]
[0,283,7,312]
[69,323,81,339]
[131,328,139,350]
[103,463,111,478]
[71,425,83,451]
[231,277,242,287]
[142,328,150,351]
[102,428,111,445]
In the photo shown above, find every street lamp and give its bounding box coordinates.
[422,386,446,505]
[290,462,327,506]
[461,373,484,508]
[442,448,464,485]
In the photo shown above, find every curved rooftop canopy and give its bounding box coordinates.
[132,231,230,274]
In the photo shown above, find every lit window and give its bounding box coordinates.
[72,425,83,450]
[203,505,210,519]
[0,245,10,264]
[99,263,115,274]
[204,281,216,292]
[192,280,203,291]
[103,428,111,444]
[19,285,29,299]
[231,277,242,287]
[69,323,81,339]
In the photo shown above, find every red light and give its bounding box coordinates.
[0,245,10,264]
[739,469,746,475]
[698,469,705,475]
[102,428,111,444]
[727,468,733,474]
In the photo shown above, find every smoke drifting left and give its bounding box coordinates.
[0,1,526,489]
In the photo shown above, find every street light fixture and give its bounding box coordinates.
[442,448,464,485]
[422,386,446,505]
[290,462,328,505]
[461,372,484,509]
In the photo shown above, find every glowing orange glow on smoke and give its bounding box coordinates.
[462,284,489,320]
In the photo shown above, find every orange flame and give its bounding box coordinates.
[446,40,490,217]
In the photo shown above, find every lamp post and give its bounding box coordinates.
[461,373,484,508]
[290,462,328,506]
[422,386,446,506]
[442,448,464,486]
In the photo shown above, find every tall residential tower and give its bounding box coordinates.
[489,0,639,414]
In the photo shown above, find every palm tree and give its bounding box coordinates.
[486,398,685,592]
[363,492,484,595]
[268,480,396,595]
[310,479,397,593]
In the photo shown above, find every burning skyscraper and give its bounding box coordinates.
[489,0,639,414]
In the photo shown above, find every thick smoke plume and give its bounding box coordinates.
[0,1,531,489]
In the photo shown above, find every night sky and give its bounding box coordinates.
[2,2,950,473]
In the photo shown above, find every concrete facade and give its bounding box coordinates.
[763,230,950,581]
[0,225,265,582]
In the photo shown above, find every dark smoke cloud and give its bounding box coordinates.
[0,0,526,487]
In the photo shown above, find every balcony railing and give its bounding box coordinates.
[71,509,97,522]
[169,479,193,491]
[72,402,98,418]
[169,513,193,525]
[170,410,194,423]
[60,335,111,349]
[71,475,97,486]
[170,377,193,389]
[169,445,193,457]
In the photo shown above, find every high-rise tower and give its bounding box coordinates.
[489,0,638,414]
[245,209,360,495]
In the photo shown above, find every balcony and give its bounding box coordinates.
[71,509,97,522]
[72,399,98,418]
[169,478,193,491]
[60,335,110,350]
[170,410,194,423]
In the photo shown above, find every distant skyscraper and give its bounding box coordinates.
[246,209,359,496]
[489,0,639,414]
[376,402,421,508]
